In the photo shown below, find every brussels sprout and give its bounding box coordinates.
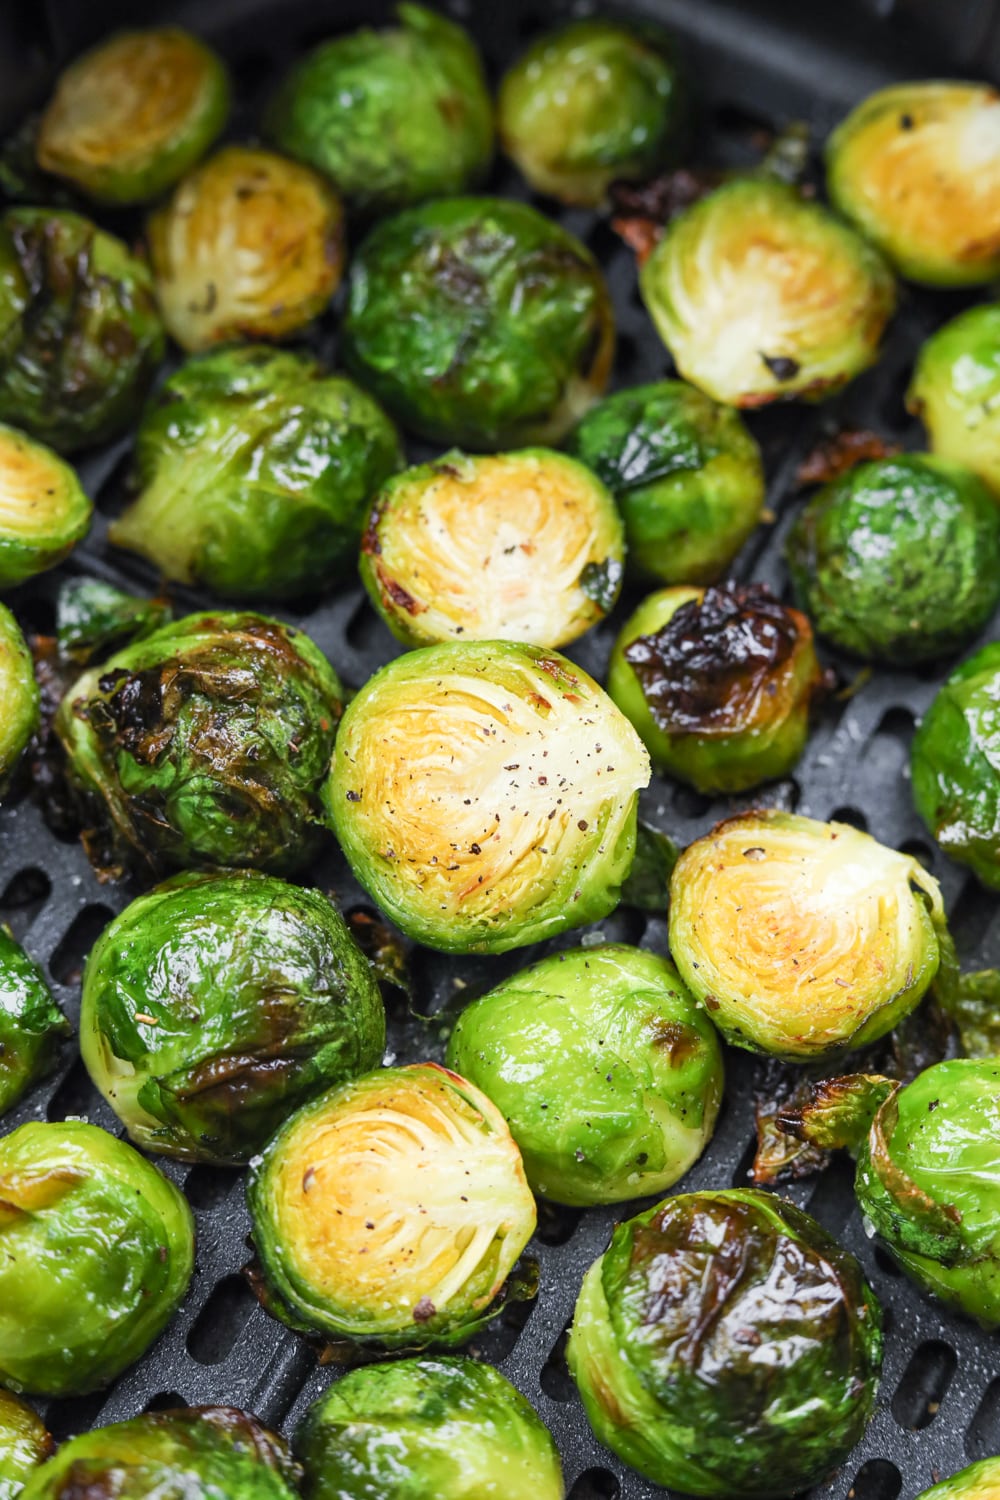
[149,147,344,353]
[668,809,947,1061]
[247,1062,536,1349]
[0,1120,194,1395]
[109,347,402,600]
[0,1392,51,1500]
[917,1459,1000,1500]
[908,304,1000,497]
[565,380,765,584]
[343,197,615,449]
[640,177,895,407]
[786,453,1000,665]
[0,209,165,453]
[265,5,492,218]
[0,424,91,585]
[826,83,1000,287]
[361,449,624,649]
[0,928,68,1118]
[55,578,171,666]
[55,610,344,877]
[296,1357,562,1500]
[0,604,38,791]
[608,582,826,793]
[568,1188,882,1497]
[324,640,650,954]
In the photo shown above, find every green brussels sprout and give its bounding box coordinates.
[360,449,624,649]
[80,869,385,1164]
[265,4,492,218]
[669,809,947,1061]
[446,944,722,1206]
[608,582,827,793]
[564,380,765,585]
[246,1062,537,1350]
[786,454,1000,665]
[0,1392,51,1500]
[640,177,895,407]
[149,147,345,353]
[55,610,344,877]
[498,17,683,208]
[917,1459,1000,1500]
[826,82,1000,287]
[0,604,38,791]
[324,640,650,954]
[0,209,165,453]
[296,1357,563,1500]
[109,347,402,600]
[342,197,615,449]
[55,578,171,667]
[567,1188,882,1497]
[0,928,68,1118]
[0,424,91,585]
[0,1120,194,1395]
[908,303,1000,497]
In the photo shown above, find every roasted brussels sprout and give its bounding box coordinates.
[0,425,91,585]
[296,1357,563,1500]
[568,1188,882,1497]
[149,147,344,352]
[608,582,827,793]
[0,928,68,1118]
[109,347,402,599]
[266,5,492,217]
[908,303,1000,497]
[669,809,947,1060]
[343,197,615,448]
[55,611,344,877]
[247,1063,536,1349]
[0,1120,194,1395]
[325,641,650,954]
[826,82,1000,287]
[640,177,895,407]
[917,1459,1000,1500]
[0,1392,51,1500]
[55,578,171,666]
[0,209,165,453]
[565,381,765,584]
[0,604,38,791]
[360,449,624,649]
[786,454,1000,665]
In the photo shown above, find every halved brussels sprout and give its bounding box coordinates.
[246,1063,537,1350]
[0,1391,51,1500]
[908,304,1000,497]
[55,610,344,877]
[324,641,650,954]
[0,1120,194,1395]
[0,604,38,791]
[608,582,826,793]
[568,1188,882,1497]
[0,425,91,585]
[0,209,165,453]
[0,928,68,1118]
[446,944,722,1206]
[265,4,492,218]
[786,453,1000,665]
[565,380,765,584]
[149,147,344,352]
[110,347,402,599]
[343,197,615,448]
[360,449,624,649]
[640,177,895,407]
[669,810,946,1060]
[296,1357,563,1500]
[826,83,1000,287]
[917,1459,1000,1500]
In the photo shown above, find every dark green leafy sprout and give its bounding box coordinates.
[110,347,402,600]
[568,1188,882,1497]
[360,449,624,649]
[786,454,1000,665]
[324,640,650,954]
[246,1063,537,1350]
[0,1391,52,1500]
[640,177,895,407]
[0,928,68,1118]
[942,969,1000,1058]
[0,604,38,791]
[56,578,171,667]
[620,821,680,912]
[669,809,947,1061]
[0,115,79,209]
[0,209,165,453]
[908,303,1000,497]
[565,380,765,585]
[608,582,827,793]
[296,1357,563,1500]
[343,196,615,449]
[0,424,91,584]
[0,1120,194,1395]
[916,1458,1000,1500]
[55,610,344,877]
[265,4,492,218]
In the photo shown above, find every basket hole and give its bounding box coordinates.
[184,1163,237,1211]
[849,1459,902,1500]
[0,867,51,935]
[874,1245,901,1277]
[568,1470,620,1500]
[468,1275,537,1364]
[540,1322,575,1402]
[143,1391,187,1414]
[671,784,713,819]
[892,1340,957,1430]
[950,876,998,953]
[731,1135,756,1189]
[46,1057,98,1122]
[966,1377,1000,1460]
[805,1153,857,1232]
[830,805,868,833]
[875,705,915,743]
[45,1392,107,1442]
[186,1275,257,1365]
[535,1200,583,1247]
[49,904,113,987]
[899,838,935,871]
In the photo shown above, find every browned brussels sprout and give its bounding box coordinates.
[0,603,38,792]
[0,424,91,586]
[0,1391,51,1500]
[0,927,69,1119]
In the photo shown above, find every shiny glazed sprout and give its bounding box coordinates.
[0,424,91,585]
[0,928,68,1119]
[0,604,39,791]
[916,1459,1000,1500]
[0,1392,51,1500]
[908,303,1000,496]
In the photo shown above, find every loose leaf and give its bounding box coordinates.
[777,1073,896,1153]
[620,822,680,913]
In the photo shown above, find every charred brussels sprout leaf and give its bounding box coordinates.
[325,640,650,954]
[0,604,39,790]
[343,196,615,448]
[360,449,624,649]
[0,1391,51,1500]
[110,347,402,600]
[568,1188,882,1497]
[943,969,1000,1058]
[916,1459,1000,1500]
[0,928,68,1118]
[0,424,91,584]
[55,578,171,667]
[908,303,1000,497]
[640,177,895,407]
[246,1063,537,1350]
[0,1120,194,1395]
